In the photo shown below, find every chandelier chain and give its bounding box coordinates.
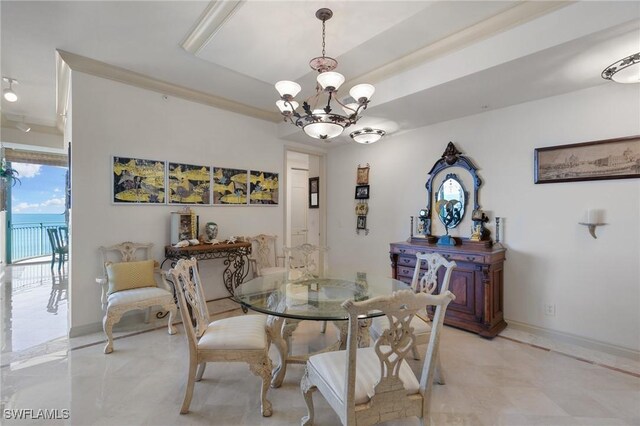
[321,19,326,58]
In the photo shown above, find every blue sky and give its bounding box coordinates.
[11,163,67,214]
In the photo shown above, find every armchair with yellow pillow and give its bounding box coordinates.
[97,242,177,354]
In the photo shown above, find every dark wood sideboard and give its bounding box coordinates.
[390,240,507,338]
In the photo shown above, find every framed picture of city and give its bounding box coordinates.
[534,136,640,184]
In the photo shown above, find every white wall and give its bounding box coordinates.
[69,72,324,333]
[326,83,640,352]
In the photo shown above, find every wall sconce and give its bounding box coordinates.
[579,209,605,239]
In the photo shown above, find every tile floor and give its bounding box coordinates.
[1,262,639,425]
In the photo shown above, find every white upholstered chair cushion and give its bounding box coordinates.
[107,287,173,307]
[198,314,268,350]
[370,314,432,339]
[308,347,420,405]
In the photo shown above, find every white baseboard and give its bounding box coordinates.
[505,319,640,361]
[69,322,102,338]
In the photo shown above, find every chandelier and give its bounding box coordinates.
[275,8,375,141]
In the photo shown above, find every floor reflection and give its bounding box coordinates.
[1,262,68,354]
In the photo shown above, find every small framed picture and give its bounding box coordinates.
[357,165,370,185]
[355,185,370,199]
[355,202,368,215]
[357,215,367,230]
[309,177,319,208]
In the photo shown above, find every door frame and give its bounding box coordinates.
[283,147,327,272]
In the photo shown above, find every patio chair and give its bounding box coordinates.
[47,227,68,271]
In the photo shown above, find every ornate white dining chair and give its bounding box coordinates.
[282,243,329,335]
[301,289,455,426]
[249,234,285,277]
[166,257,273,416]
[97,242,177,354]
[283,243,328,281]
[370,252,455,383]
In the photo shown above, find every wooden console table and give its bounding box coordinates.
[390,240,507,338]
[163,242,251,295]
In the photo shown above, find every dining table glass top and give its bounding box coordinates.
[233,272,410,321]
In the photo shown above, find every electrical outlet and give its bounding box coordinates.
[544,304,556,316]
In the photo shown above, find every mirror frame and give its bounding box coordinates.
[425,142,482,236]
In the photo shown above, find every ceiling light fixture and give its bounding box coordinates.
[2,77,18,102]
[350,128,386,144]
[275,8,375,141]
[601,52,640,84]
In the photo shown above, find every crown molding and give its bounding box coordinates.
[181,0,245,55]
[56,49,280,123]
[349,1,573,87]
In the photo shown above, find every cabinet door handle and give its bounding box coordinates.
[466,256,476,261]
[399,249,406,253]
[443,254,451,259]
[402,258,411,264]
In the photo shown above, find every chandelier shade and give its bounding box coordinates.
[275,81,301,98]
[276,100,299,114]
[601,52,640,84]
[349,84,375,102]
[274,8,377,141]
[316,72,345,91]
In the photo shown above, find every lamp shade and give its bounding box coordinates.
[275,81,302,98]
[349,84,375,102]
[3,88,17,102]
[316,72,345,91]
[303,111,344,139]
[276,100,299,114]
[350,128,385,144]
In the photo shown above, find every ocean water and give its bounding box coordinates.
[12,213,66,224]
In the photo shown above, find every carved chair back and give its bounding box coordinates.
[411,252,457,295]
[98,242,155,306]
[166,258,210,351]
[283,243,328,281]
[342,289,455,421]
[249,234,281,274]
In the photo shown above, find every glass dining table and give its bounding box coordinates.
[233,271,410,388]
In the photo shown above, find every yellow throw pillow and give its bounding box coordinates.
[106,259,156,295]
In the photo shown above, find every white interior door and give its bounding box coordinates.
[290,168,308,247]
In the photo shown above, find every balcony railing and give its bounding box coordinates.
[10,222,67,263]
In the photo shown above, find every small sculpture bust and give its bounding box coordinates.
[202,222,218,243]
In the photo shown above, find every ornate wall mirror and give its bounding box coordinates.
[419,142,486,245]
[435,173,466,229]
